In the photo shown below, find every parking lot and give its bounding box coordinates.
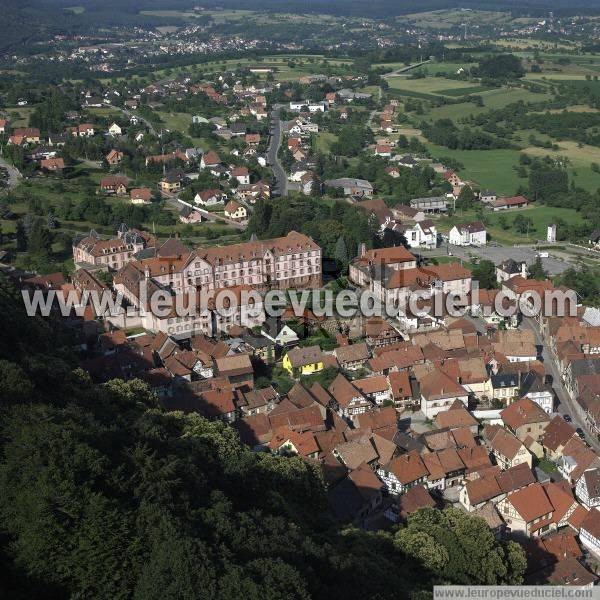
[434,244,573,276]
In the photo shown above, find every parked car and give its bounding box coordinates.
[563,414,572,422]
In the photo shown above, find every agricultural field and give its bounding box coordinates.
[402,9,535,29]
[387,76,485,97]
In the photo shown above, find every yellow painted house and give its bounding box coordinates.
[282,345,324,377]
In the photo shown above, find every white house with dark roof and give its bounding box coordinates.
[448,221,487,246]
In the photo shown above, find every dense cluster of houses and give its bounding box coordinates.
[8,216,600,586]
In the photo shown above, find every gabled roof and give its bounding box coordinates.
[505,482,554,522]
[501,398,550,430]
[419,369,467,400]
[434,400,478,430]
[385,450,428,485]
[541,415,576,452]
[580,507,600,539]
[328,374,363,408]
[286,345,323,368]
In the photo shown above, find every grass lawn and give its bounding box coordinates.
[315,132,337,153]
[5,106,36,127]
[438,204,585,245]
[486,205,585,243]
[87,107,123,119]
[537,457,558,474]
[427,143,524,195]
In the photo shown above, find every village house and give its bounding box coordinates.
[577,508,600,557]
[501,398,551,443]
[130,188,153,205]
[231,166,250,185]
[145,151,189,167]
[40,158,65,172]
[448,221,487,246]
[353,375,392,405]
[377,451,429,495]
[399,219,438,249]
[418,368,469,419]
[194,189,227,206]
[106,149,123,166]
[334,342,371,371]
[200,150,221,170]
[496,259,528,283]
[497,482,556,538]
[158,172,184,194]
[224,200,247,221]
[491,195,529,211]
[100,175,128,195]
[520,371,554,414]
[108,122,122,136]
[480,190,497,204]
[575,468,600,510]
[540,415,576,461]
[324,177,373,197]
[483,424,532,469]
[282,345,324,377]
[410,196,448,213]
[328,373,372,418]
[67,123,94,138]
[179,206,203,224]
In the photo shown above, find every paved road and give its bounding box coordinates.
[115,106,157,136]
[161,191,246,231]
[367,86,383,130]
[382,59,432,79]
[267,105,287,197]
[0,156,22,189]
[521,316,600,453]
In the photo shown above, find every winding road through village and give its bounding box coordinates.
[267,105,287,198]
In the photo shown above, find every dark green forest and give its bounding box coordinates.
[0,274,526,598]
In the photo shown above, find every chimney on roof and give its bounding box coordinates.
[144,265,150,279]
[521,262,528,278]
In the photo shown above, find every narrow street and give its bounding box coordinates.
[115,105,156,136]
[267,105,287,197]
[0,156,22,189]
[521,316,600,453]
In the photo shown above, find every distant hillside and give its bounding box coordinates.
[0,1,71,54]
[60,0,600,18]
